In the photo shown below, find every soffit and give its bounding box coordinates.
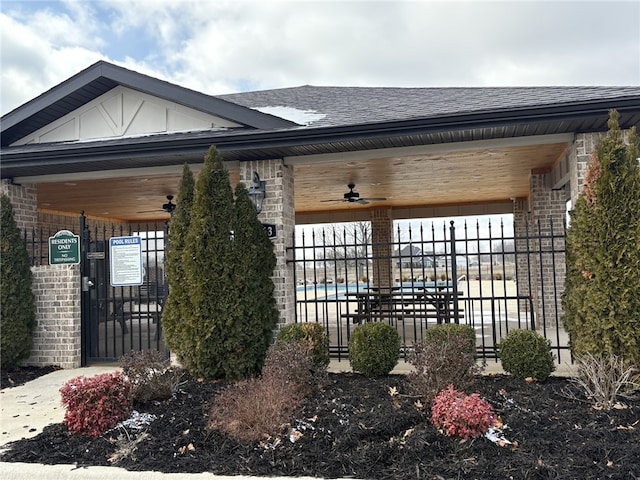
[34,140,569,223]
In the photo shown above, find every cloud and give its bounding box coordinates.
[1,0,639,115]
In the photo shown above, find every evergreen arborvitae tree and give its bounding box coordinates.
[229,184,279,376]
[1,193,36,369]
[563,110,640,366]
[179,146,241,379]
[162,164,195,360]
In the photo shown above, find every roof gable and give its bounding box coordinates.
[1,61,297,147]
[12,86,244,146]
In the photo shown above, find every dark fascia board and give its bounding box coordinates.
[0,61,297,143]
[2,95,639,176]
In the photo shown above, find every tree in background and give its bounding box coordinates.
[563,110,640,366]
[162,163,195,360]
[0,194,36,369]
[166,146,278,379]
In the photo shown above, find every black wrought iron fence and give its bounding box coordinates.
[23,216,169,361]
[287,217,568,362]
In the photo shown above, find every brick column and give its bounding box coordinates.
[27,264,82,368]
[370,208,393,289]
[529,174,566,329]
[240,159,295,326]
[569,132,606,204]
[1,179,37,233]
[513,198,533,312]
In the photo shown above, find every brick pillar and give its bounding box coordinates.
[28,264,82,368]
[513,198,533,312]
[529,174,566,329]
[569,132,606,204]
[1,179,37,233]
[240,159,295,326]
[370,208,393,289]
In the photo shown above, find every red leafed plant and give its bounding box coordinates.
[59,371,133,437]
[430,385,496,439]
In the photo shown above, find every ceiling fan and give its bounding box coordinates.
[136,195,176,216]
[321,183,387,205]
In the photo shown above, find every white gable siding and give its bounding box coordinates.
[12,86,243,146]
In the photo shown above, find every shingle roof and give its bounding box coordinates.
[1,61,640,179]
[219,85,640,128]
[0,61,297,147]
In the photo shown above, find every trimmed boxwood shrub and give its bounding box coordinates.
[349,322,401,377]
[424,323,476,357]
[277,323,330,371]
[499,329,555,381]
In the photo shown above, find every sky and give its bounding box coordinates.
[1,0,639,116]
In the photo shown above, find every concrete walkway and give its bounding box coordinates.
[0,359,575,480]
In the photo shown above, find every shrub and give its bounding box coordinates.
[169,146,279,380]
[408,324,481,406]
[277,323,330,371]
[59,371,133,437]
[349,322,401,377]
[0,194,36,370]
[119,350,184,403]
[499,330,555,381]
[563,111,640,367]
[423,323,476,356]
[162,163,195,362]
[208,340,316,442]
[430,385,496,439]
[570,352,639,410]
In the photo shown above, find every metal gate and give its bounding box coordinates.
[79,215,169,364]
[287,217,569,362]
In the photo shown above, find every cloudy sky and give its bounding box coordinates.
[1,0,639,116]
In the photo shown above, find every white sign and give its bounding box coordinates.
[109,236,143,286]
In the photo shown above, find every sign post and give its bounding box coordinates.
[49,230,80,265]
[109,236,144,286]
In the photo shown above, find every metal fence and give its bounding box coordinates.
[24,216,169,362]
[287,217,569,362]
[25,214,568,363]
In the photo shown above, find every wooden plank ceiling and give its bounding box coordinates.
[36,142,568,223]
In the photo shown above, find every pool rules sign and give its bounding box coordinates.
[109,236,144,286]
[48,230,80,265]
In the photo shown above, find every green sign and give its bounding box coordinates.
[48,230,80,265]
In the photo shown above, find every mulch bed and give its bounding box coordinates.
[0,365,61,389]
[1,369,639,479]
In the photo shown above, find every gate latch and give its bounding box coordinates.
[82,277,94,292]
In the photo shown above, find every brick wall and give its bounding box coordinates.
[26,264,82,369]
[569,132,606,204]
[240,159,296,326]
[1,179,37,232]
[528,175,567,328]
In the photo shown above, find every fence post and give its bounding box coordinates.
[79,212,89,366]
[449,221,460,324]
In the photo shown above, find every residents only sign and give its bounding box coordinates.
[48,230,80,265]
[109,235,144,286]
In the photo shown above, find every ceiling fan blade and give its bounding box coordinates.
[136,209,167,214]
[362,197,387,201]
[357,199,369,205]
